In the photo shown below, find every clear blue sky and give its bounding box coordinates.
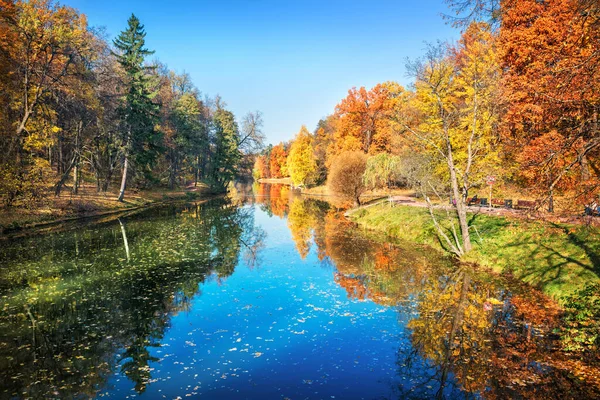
[68,0,460,144]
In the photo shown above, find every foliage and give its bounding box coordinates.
[287,126,317,187]
[268,143,288,178]
[0,159,48,208]
[363,153,402,190]
[562,283,600,352]
[0,3,259,204]
[252,155,267,180]
[499,0,600,206]
[328,151,368,206]
[210,108,241,191]
[328,82,406,159]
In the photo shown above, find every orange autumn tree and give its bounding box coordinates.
[252,155,268,180]
[268,143,288,178]
[500,0,600,209]
[328,82,406,161]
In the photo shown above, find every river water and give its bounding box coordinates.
[0,184,596,399]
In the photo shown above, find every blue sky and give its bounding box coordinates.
[69,0,460,144]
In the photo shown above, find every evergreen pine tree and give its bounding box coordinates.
[211,109,240,191]
[113,14,161,201]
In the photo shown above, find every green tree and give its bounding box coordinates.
[113,14,161,202]
[210,108,240,191]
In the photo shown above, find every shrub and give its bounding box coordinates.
[328,151,368,206]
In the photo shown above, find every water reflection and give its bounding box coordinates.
[0,199,265,398]
[0,185,599,399]
[254,183,600,399]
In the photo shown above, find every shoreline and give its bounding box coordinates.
[0,189,223,240]
[347,201,600,303]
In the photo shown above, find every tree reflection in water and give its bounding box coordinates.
[2,185,599,398]
[0,198,266,398]
[252,183,600,399]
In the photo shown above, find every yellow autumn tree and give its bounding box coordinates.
[402,23,500,256]
[287,125,317,187]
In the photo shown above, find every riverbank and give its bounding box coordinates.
[349,202,600,302]
[0,184,215,236]
[258,177,293,185]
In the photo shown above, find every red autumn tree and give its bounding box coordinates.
[500,0,600,209]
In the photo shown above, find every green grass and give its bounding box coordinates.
[350,204,600,302]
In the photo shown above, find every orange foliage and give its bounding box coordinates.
[334,273,368,301]
[500,0,600,200]
[253,155,269,179]
[268,184,289,218]
[268,143,287,178]
[328,82,404,160]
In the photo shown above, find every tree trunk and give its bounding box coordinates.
[72,162,79,195]
[118,155,128,202]
[54,154,77,196]
[446,136,472,253]
[194,156,199,187]
[581,153,591,182]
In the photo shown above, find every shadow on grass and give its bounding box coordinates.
[493,223,600,298]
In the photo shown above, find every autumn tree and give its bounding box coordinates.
[313,116,336,183]
[0,0,98,204]
[268,143,287,178]
[6,0,94,162]
[403,25,500,256]
[327,151,368,206]
[0,0,17,148]
[287,126,317,187]
[252,155,267,180]
[328,83,404,159]
[499,0,600,209]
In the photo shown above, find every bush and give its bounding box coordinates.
[328,151,368,206]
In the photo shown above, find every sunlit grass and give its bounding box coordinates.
[351,203,600,302]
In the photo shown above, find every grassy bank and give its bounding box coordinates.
[0,184,213,235]
[350,203,600,302]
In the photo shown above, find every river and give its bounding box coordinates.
[0,184,596,399]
